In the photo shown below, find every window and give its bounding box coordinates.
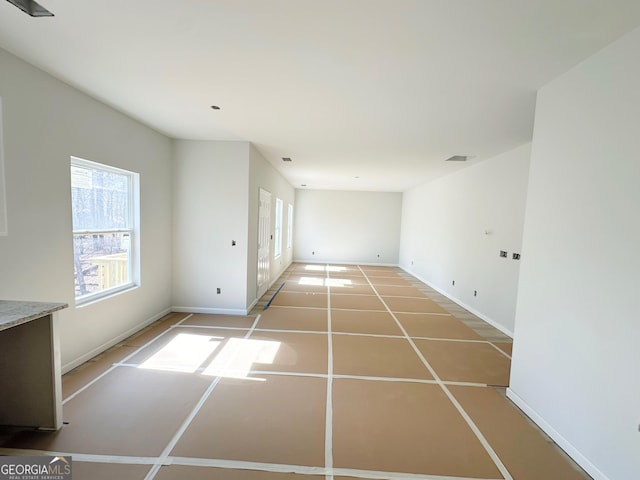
[71,157,139,304]
[274,198,283,258]
[287,203,293,249]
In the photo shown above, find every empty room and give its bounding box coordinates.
[0,2,638,480]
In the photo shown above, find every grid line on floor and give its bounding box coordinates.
[62,313,194,405]
[142,314,263,480]
[354,266,513,480]
[0,262,593,480]
[325,266,334,479]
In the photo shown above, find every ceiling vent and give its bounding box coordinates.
[6,0,54,16]
[282,157,292,162]
[445,155,469,162]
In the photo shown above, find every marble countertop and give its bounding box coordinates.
[0,300,68,331]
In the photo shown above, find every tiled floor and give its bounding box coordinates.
[0,263,591,480]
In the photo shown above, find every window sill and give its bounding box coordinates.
[75,283,139,308]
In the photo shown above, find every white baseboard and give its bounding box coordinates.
[172,306,248,316]
[506,388,609,480]
[398,266,514,338]
[174,261,293,319]
[62,307,172,374]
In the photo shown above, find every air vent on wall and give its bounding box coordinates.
[6,0,54,16]
[445,155,469,162]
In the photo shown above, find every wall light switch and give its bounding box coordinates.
[500,250,508,258]
[512,253,521,260]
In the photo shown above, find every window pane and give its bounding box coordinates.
[71,164,130,230]
[73,232,131,298]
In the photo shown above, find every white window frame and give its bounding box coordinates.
[287,203,293,249]
[274,198,283,258]
[71,157,140,305]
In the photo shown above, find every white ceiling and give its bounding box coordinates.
[1,1,640,191]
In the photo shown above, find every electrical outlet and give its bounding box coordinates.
[216,288,221,294]
[474,290,477,297]
[232,240,236,246]
[452,280,455,286]
[512,253,521,260]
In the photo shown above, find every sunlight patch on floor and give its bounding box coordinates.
[203,338,280,380]
[139,333,222,374]
[298,277,352,287]
[303,264,348,272]
[139,334,280,381]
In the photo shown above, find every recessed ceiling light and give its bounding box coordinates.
[301,184,307,187]
[354,176,360,179]
[210,105,221,110]
[445,155,469,162]
[282,157,292,162]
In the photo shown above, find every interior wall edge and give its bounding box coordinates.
[61,307,172,374]
[398,265,514,338]
[506,388,609,480]
[510,25,640,479]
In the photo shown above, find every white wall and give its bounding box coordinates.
[172,140,250,314]
[0,48,173,370]
[248,145,295,306]
[399,144,530,336]
[0,97,7,235]
[509,27,640,480]
[294,189,402,265]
